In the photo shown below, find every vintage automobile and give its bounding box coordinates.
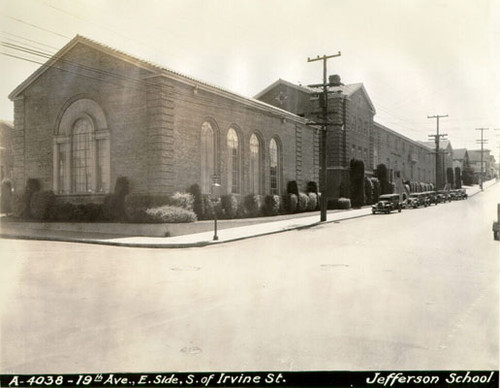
[436,190,451,203]
[372,194,403,214]
[425,191,439,205]
[407,192,429,208]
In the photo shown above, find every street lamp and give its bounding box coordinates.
[211,175,221,241]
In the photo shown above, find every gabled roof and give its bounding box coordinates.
[468,149,491,162]
[453,148,468,160]
[9,35,309,124]
[420,140,452,150]
[254,79,376,114]
[374,121,433,150]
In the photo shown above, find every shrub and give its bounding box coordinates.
[145,205,197,223]
[297,192,309,212]
[364,176,374,205]
[244,194,262,218]
[103,176,131,221]
[221,194,239,219]
[371,178,381,203]
[263,194,280,216]
[282,193,298,213]
[114,176,130,197]
[328,197,351,210]
[338,197,351,209]
[188,184,204,219]
[287,181,299,196]
[307,181,318,194]
[307,192,318,211]
[124,194,170,222]
[170,191,194,211]
[12,193,26,218]
[349,159,365,207]
[20,178,41,218]
[30,190,56,220]
[1,179,13,214]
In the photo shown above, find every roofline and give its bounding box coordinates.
[253,79,314,99]
[254,79,376,114]
[374,121,434,150]
[8,35,311,125]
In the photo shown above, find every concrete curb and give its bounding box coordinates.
[0,209,373,248]
[1,181,496,248]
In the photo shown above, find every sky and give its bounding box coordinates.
[1,0,499,155]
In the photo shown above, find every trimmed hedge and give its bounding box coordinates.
[124,194,170,222]
[328,197,351,210]
[263,194,281,216]
[297,192,309,212]
[287,181,299,196]
[244,194,262,218]
[282,193,298,213]
[170,191,194,211]
[1,179,13,214]
[30,190,56,220]
[145,205,197,223]
[103,176,130,221]
[307,192,318,211]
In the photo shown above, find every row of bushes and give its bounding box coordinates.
[188,182,321,220]
[7,177,198,223]
[6,177,330,223]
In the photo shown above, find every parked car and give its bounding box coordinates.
[408,192,428,208]
[372,194,403,214]
[437,190,451,203]
[425,191,439,205]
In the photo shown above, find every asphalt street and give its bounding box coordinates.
[0,184,498,373]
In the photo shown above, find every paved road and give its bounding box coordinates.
[1,184,498,373]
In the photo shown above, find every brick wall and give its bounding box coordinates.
[11,42,319,200]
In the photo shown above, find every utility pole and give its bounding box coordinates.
[427,114,448,190]
[475,128,488,190]
[307,52,341,222]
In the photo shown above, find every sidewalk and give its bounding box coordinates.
[0,181,496,248]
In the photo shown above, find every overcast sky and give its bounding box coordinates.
[1,0,499,153]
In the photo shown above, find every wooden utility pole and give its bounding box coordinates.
[427,114,448,190]
[475,128,488,190]
[307,52,341,222]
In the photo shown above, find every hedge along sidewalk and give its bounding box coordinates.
[0,207,373,248]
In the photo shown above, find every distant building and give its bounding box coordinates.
[468,149,494,182]
[256,79,437,196]
[374,122,434,184]
[0,120,13,181]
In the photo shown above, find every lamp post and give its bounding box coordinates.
[211,175,221,241]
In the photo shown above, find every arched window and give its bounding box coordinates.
[249,134,261,194]
[54,99,110,194]
[227,128,240,193]
[72,118,94,193]
[201,122,215,193]
[270,137,281,195]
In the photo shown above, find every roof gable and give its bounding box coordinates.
[9,35,309,124]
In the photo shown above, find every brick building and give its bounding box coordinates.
[0,120,13,181]
[375,122,435,185]
[255,79,375,198]
[256,79,439,197]
[8,36,319,202]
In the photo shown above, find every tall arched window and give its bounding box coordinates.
[249,133,261,194]
[227,128,240,193]
[201,122,215,193]
[54,99,110,195]
[72,118,94,193]
[270,138,280,195]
